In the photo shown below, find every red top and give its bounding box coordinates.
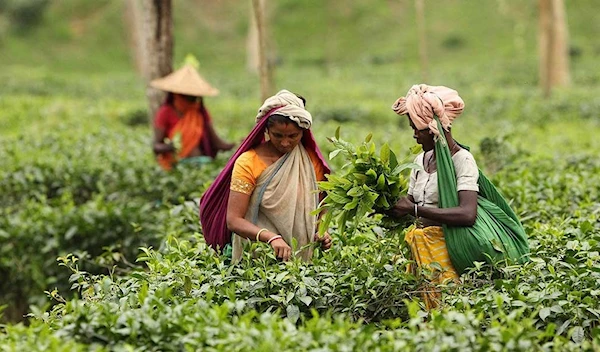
[153,101,218,159]
[154,104,180,136]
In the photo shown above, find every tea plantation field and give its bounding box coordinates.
[1,65,599,350]
[1,0,600,350]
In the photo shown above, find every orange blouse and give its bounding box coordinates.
[231,148,326,195]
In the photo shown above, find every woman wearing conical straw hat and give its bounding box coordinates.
[150,65,234,170]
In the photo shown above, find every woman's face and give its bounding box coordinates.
[408,116,434,150]
[173,94,199,114]
[267,121,304,154]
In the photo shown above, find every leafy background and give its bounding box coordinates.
[1,0,599,350]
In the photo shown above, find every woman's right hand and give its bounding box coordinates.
[270,238,291,261]
[385,196,414,218]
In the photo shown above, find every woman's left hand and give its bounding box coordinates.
[386,196,414,218]
[314,232,332,250]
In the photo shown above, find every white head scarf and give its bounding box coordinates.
[256,90,312,129]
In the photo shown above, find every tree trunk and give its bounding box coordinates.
[415,0,429,82]
[124,1,144,75]
[136,0,173,123]
[539,0,570,98]
[252,0,273,102]
[246,2,259,73]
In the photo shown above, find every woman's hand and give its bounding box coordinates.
[386,196,414,218]
[314,232,332,250]
[270,237,292,261]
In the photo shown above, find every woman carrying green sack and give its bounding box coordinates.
[387,84,529,309]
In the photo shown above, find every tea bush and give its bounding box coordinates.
[3,97,600,348]
[0,123,229,321]
[15,228,598,351]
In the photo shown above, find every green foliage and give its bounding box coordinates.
[1,0,50,31]
[181,53,200,70]
[316,129,419,235]
[4,86,597,347]
[0,321,101,352]
[119,108,148,127]
[70,231,415,320]
[16,228,600,351]
[0,116,229,322]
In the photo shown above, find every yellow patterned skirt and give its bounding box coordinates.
[405,225,459,309]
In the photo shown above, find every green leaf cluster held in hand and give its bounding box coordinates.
[315,128,421,235]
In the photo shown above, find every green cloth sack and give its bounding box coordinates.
[434,117,529,274]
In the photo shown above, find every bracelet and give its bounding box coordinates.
[256,228,268,242]
[414,203,418,218]
[267,235,282,245]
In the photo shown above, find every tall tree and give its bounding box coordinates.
[252,0,274,101]
[127,0,174,123]
[539,0,570,97]
[246,3,259,73]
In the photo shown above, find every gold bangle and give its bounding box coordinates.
[256,228,268,242]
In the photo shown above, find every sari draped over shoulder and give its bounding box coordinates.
[433,117,530,274]
[157,106,204,170]
[200,90,330,253]
[232,144,319,262]
[156,98,218,171]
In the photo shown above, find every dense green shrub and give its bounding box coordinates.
[52,230,418,324]
[2,0,50,30]
[0,130,225,206]
[0,231,575,350]
[11,225,598,351]
[0,126,228,322]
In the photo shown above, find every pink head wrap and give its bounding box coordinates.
[391,84,465,138]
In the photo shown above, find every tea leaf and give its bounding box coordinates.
[380,143,391,165]
[286,304,300,324]
[571,326,584,344]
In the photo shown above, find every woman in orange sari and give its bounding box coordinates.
[150,65,234,170]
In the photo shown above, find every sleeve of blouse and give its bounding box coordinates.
[455,151,479,192]
[231,152,257,195]
[407,154,422,196]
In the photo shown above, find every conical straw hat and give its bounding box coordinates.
[150,64,219,97]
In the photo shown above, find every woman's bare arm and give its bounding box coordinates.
[226,190,291,260]
[389,191,478,226]
[152,127,175,154]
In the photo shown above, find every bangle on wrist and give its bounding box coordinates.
[267,235,282,245]
[256,228,268,242]
[414,203,418,218]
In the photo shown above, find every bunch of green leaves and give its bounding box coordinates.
[316,128,420,235]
